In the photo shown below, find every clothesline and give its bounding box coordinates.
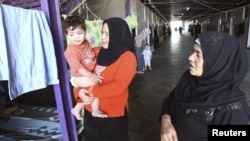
[85,2,98,19]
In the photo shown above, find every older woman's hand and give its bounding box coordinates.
[78,88,94,105]
[160,114,178,141]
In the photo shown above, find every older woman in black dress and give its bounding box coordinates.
[160,31,250,141]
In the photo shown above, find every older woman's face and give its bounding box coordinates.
[101,23,109,49]
[188,43,204,76]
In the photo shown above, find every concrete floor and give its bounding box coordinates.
[128,31,250,141]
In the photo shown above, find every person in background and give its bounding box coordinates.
[134,39,145,74]
[154,26,160,50]
[134,28,151,74]
[160,31,250,141]
[76,17,137,140]
[178,26,182,34]
[142,43,152,71]
[64,15,107,120]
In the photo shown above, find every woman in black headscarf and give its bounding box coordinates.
[160,31,250,141]
[76,17,136,141]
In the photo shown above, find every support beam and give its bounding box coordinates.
[61,0,82,15]
[40,0,78,140]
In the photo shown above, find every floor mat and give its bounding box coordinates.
[0,104,62,141]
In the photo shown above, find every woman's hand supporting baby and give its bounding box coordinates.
[78,88,94,105]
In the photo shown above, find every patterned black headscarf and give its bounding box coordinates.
[97,18,134,66]
[174,31,249,108]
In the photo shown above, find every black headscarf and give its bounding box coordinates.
[174,31,249,108]
[97,18,134,66]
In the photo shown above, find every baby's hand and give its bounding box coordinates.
[90,73,103,84]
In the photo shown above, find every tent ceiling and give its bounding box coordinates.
[2,0,249,22]
[141,0,250,22]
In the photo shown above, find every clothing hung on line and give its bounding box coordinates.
[134,28,151,47]
[0,4,59,100]
[85,19,103,47]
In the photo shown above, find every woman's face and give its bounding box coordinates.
[101,23,110,49]
[188,43,204,76]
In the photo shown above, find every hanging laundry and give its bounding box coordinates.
[85,19,103,47]
[0,4,59,100]
[0,5,8,81]
[124,13,138,30]
[135,27,151,47]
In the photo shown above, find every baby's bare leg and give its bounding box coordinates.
[73,76,95,87]
[71,103,84,120]
[91,98,108,118]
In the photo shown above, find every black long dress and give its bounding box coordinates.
[161,89,250,141]
[154,27,159,50]
[160,31,250,141]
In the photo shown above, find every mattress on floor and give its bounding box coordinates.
[0,104,62,141]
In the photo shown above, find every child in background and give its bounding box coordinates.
[142,43,152,71]
[64,15,107,120]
